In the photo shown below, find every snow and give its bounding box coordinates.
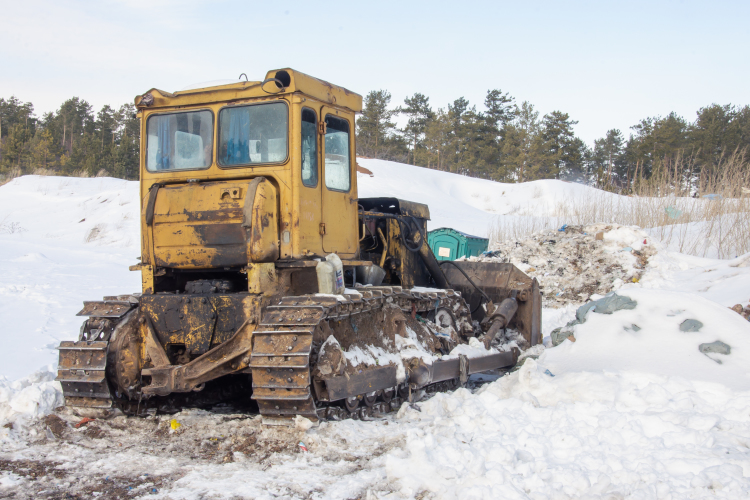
[0,176,141,380]
[542,288,750,390]
[1,162,750,498]
[380,359,750,498]
[0,368,63,446]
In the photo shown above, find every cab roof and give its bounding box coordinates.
[134,68,362,113]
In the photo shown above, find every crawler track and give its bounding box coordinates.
[57,286,497,423]
[249,286,464,423]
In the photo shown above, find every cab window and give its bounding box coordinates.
[324,115,350,192]
[301,108,318,187]
[218,102,288,166]
[146,110,213,171]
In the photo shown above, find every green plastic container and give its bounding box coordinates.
[427,227,488,261]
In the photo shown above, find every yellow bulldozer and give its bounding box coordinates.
[56,69,541,424]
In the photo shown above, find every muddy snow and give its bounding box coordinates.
[2,164,750,499]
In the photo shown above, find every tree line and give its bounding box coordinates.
[356,89,750,193]
[2,90,748,194]
[0,96,139,180]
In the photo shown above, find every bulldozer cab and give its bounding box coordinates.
[135,69,363,294]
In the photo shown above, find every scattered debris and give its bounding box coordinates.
[699,341,732,363]
[170,419,182,430]
[298,441,309,453]
[464,224,656,307]
[74,417,95,428]
[700,341,731,355]
[665,206,683,219]
[550,292,638,346]
[679,319,704,332]
[729,303,750,320]
[577,293,638,319]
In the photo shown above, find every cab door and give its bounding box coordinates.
[319,107,357,257]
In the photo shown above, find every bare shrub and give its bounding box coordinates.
[0,221,27,234]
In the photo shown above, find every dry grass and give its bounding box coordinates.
[0,167,99,187]
[490,153,750,259]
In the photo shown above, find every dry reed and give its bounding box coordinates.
[490,153,750,259]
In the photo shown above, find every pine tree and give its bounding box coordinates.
[591,129,625,188]
[541,111,580,179]
[401,93,433,165]
[500,102,551,181]
[484,89,515,133]
[30,129,55,170]
[356,90,399,158]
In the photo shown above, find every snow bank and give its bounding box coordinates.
[0,175,141,380]
[542,288,750,390]
[0,368,63,446]
[384,359,750,498]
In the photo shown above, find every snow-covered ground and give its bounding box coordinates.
[1,162,749,499]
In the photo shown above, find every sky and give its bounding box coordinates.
[1,0,748,145]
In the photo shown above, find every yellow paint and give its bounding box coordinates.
[135,69,363,292]
[247,263,278,296]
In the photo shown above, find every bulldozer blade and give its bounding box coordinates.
[441,261,542,346]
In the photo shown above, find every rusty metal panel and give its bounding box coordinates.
[76,302,134,318]
[252,366,310,389]
[57,347,107,370]
[56,371,105,384]
[139,293,255,356]
[151,180,253,269]
[252,387,312,401]
[323,365,397,402]
[252,332,312,357]
[249,355,309,369]
[261,308,326,326]
[255,395,318,419]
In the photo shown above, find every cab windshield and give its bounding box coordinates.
[218,102,288,166]
[146,110,213,171]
